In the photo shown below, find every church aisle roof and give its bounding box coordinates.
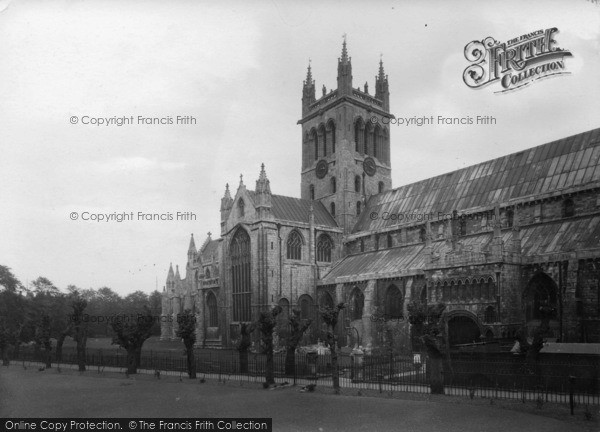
[322,215,600,283]
[354,128,600,233]
[518,215,600,259]
[271,194,338,227]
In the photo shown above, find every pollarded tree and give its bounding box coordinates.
[321,303,345,394]
[284,309,312,376]
[257,306,282,386]
[236,322,256,374]
[111,306,154,374]
[407,301,446,394]
[35,314,52,368]
[176,309,197,379]
[70,294,88,372]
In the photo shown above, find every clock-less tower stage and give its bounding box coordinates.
[298,39,394,234]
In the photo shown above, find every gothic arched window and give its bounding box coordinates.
[207,291,218,327]
[387,233,393,248]
[331,177,336,194]
[459,216,467,236]
[318,124,326,157]
[286,230,302,260]
[385,284,403,318]
[205,267,211,279]
[354,175,361,193]
[373,125,380,159]
[237,199,245,218]
[320,291,334,309]
[330,202,336,217]
[563,198,575,218]
[350,287,364,320]
[316,234,333,262]
[378,181,384,194]
[507,209,514,228]
[309,184,315,200]
[312,128,319,160]
[231,228,251,322]
[299,294,313,320]
[363,123,372,155]
[327,120,336,154]
[354,119,363,153]
[484,306,496,323]
[356,201,361,216]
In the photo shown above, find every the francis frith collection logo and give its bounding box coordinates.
[463,27,572,93]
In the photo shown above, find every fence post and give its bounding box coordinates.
[569,375,575,415]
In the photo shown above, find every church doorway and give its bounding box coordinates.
[523,272,559,339]
[447,314,481,346]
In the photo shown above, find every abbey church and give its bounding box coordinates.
[161,40,600,350]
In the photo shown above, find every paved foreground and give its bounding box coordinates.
[0,367,592,432]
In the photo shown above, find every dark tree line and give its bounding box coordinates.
[0,265,162,371]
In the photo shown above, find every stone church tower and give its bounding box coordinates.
[299,38,394,233]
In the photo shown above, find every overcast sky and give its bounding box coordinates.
[1,0,599,296]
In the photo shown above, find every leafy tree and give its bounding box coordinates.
[257,306,282,386]
[0,265,22,293]
[92,287,122,336]
[31,276,60,296]
[176,309,197,379]
[407,301,446,394]
[321,303,345,394]
[0,282,28,365]
[148,290,163,336]
[236,322,256,374]
[70,293,88,371]
[35,314,52,368]
[111,306,154,374]
[284,309,312,376]
[123,291,150,315]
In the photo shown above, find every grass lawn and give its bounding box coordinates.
[0,366,596,432]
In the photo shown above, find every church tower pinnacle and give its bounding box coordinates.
[255,163,273,219]
[375,56,390,111]
[302,60,316,116]
[337,35,353,96]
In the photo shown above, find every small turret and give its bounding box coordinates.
[337,35,353,96]
[220,183,233,222]
[255,163,273,219]
[187,233,196,264]
[375,56,390,111]
[302,61,316,116]
[166,263,175,292]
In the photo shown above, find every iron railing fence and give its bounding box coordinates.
[9,346,599,406]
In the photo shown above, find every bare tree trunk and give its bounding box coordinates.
[331,342,340,393]
[239,349,249,374]
[126,347,138,374]
[56,333,67,362]
[1,346,9,366]
[285,348,296,376]
[185,343,196,379]
[76,337,86,372]
[265,345,274,385]
[44,347,51,369]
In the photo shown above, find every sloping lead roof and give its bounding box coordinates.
[354,128,600,233]
[270,194,338,227]
[517,215,600,256]
[322,216,600,283]
[200,239,221,262]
